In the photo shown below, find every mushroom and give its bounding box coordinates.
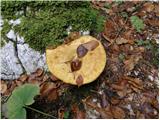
[46,36,106,86]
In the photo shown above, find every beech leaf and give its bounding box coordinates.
[7,84,40,119]
[71,59,82,72]
[76,75,83,87]
[82,40,99,51]
[77,45,88,58]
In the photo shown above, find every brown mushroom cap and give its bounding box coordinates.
[46,36,106,86]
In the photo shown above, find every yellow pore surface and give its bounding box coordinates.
[46,35,106,85]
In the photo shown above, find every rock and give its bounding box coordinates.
[1,42,24,79]
[1,31,47,80]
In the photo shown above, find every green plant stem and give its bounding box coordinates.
[24,106,57,118]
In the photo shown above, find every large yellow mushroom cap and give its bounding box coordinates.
[46,35,106,86]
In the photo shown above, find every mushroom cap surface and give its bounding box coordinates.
[46,36,106,85]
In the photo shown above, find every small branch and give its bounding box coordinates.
[24,106,57,119]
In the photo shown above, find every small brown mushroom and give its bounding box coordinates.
[46,36,106,85]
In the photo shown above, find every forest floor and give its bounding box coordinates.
[1,1,159,119]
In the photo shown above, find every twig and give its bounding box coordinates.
[24,106,57,118]
[113,17,128,42]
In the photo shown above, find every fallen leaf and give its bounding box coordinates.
[111,97,120,105]
[125,76,143,90]
[117,90,127,98]
[35,68,44,77]
[50,74,58,81]
[28,74,37,83]
[124,55,142,71]
[111,84,124,91]
[111,106,125,119]
[18,74,28,82]
[77,45,88,58]
[82,40,99,51]
[28,79,40,85]
[47,88,58,102]
[72,104,86,119]
[100,92,108,108]
[40,82,58,101]
[76,75,83,87]
[58,107,65,119]
[143,2,155,12]
[64,32,81,44]
[1,81,7,94]
[68,32,81,40]
[5,81,17,96]
[15,80,23,86]
[116,37,129,45]
[104,19,117,40]
[71,59,82,72]
[82,98,113,119]
[42,74,49,82]
[40,82,57,96]
[145,19,159,27]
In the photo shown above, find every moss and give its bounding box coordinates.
[1,1,105,53]
[1,20,12,47]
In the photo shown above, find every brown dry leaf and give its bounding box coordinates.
[76,75,83,87]
[151,99,159,110]
[28,74,37,82]
[58,107,65,119]
[72,104,86,119]
[154,4,159,16]
[110,44,120,54]
[111,106,125,119]
[117,90,127,98]
[124,55,142,71]
[104,19,117,40]
[68,32,81,40]
[71,59,82,72]
[145,19,159,27]
[82,40,99,51]
[102,33,114,44]
[5,81,17,96]
[18,74,28,82]
[116,37,129,45]
[111,78,128,91]
[111,84,124,91]
[47,88,58,102]
[82,97,113,119]
[125,76,143,90]
[50,74,58,81]
[77,45,88,58]
[122,30,135,44]
[99,107,113,119]
[35,68,44,77]
[111,97,120,105]
[15,80,23,86]
[1,81,7,94]
[28,79,40,84]
[100,93,108,108]
[40,82,57,95]
[64,32,81,44]
[143,2,155,12]
[40,82,58,101]
[42,74,49,82]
